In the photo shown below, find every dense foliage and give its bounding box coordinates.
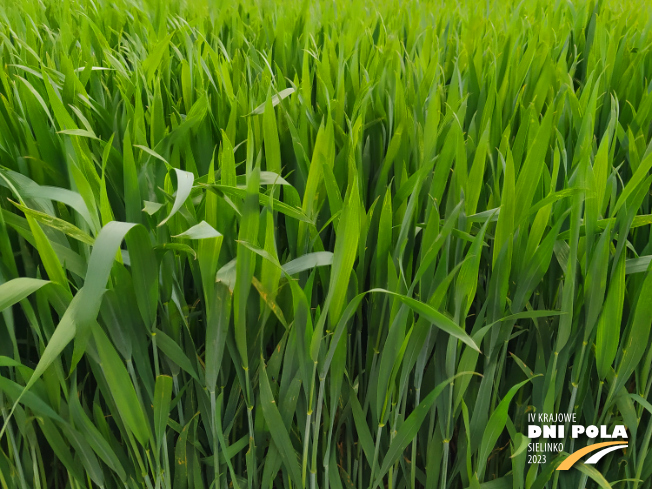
[0,0,651,488]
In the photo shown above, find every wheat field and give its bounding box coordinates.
[0,0,651,488]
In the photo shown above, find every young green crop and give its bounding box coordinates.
[0,0,651,488]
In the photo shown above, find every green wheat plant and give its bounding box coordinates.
[0,0,651,488]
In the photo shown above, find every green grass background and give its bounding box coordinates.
[0,0,651,488]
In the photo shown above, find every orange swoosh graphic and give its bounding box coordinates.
[557,441,628,470]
